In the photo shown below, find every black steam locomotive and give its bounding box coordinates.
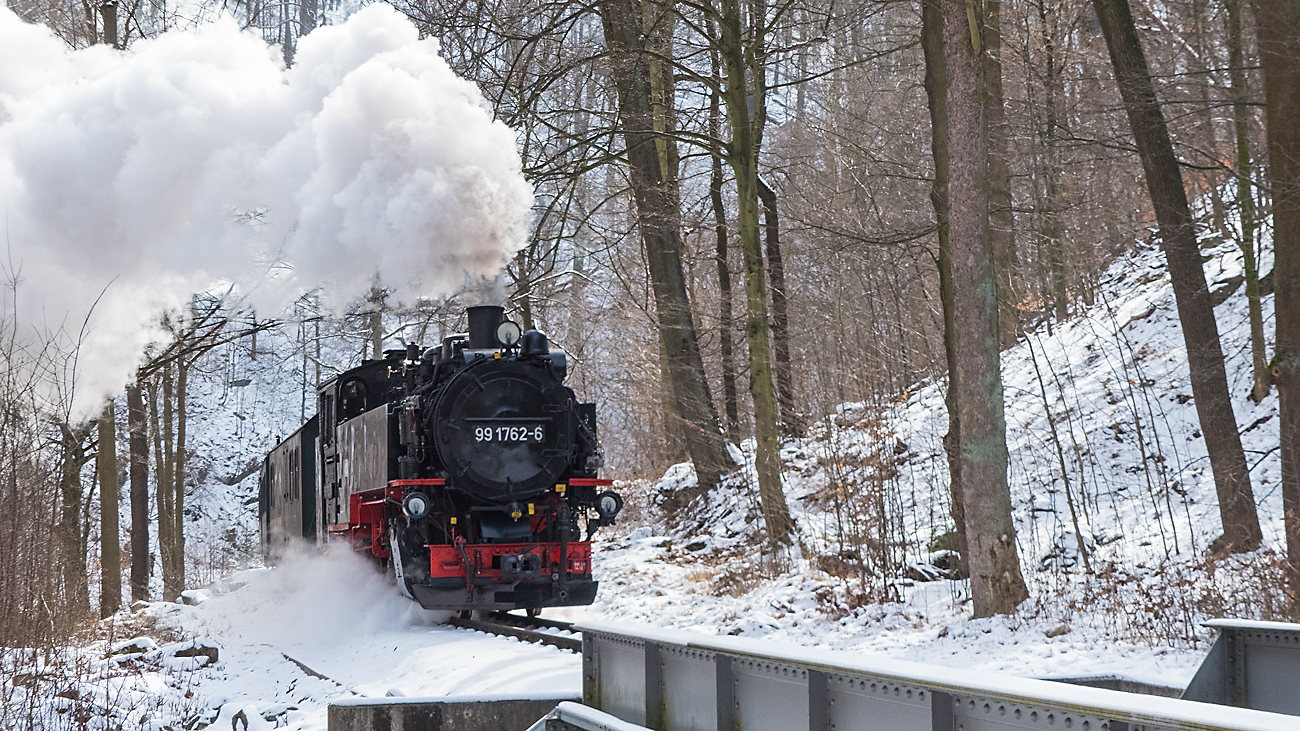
[258,305,622,612]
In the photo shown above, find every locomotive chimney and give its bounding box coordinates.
[466,305,504,349]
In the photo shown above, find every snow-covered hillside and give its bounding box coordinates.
[564,235,1285,653]
[158,317,381,593]
[15,236,1283,730]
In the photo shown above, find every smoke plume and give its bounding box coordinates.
[0,5,534,420]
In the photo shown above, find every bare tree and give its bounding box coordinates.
[985,0,1018,347]
[96,400,121,617]
[1259,0,1300,615]
[127,382,149,602]
[1226,0,1268,404]
[922,0,969,574]
[151,363,175,599]
[942,0,1029,616]
[56,421,93,617]
[1092,0,1262,554]
[1028,0,1068,325]
[709,0,796,545]
[758,178,801,435]
[599,0,732,498]
[136,297,272,600]
[0,273,65,645]
[709,50,741,444]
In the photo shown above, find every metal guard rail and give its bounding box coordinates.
[577,620,1297,731]
[1182,619,1300,715]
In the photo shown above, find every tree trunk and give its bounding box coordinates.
[710,63,741,445]
[128,382,149,602]
[599,0,731,498]
[151,373,172,600]
[942,0,1028,615]
[300,0,317,34]
[716,0,795,546]
[99,0,118,48]
[369,288,386,360]
[1259,0,1300,615]
[1193,0,1226,236]
[97,401,121,618]
[1227,0,1269,403]
[712,0,790,543]
[514,247,536,331]
[1035,0,1068,323]
[170,358,188,597]
[923,0,970,574]
[758,178,800,436]
[57,422,91,617]
[162,365,176,597]
[82,0,96,45]
[1093,0,1262,552]
[659,334,688,463]
[984,0,1018,347]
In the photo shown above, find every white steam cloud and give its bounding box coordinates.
[0,5,534,420]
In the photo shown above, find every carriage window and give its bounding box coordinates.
[289,448,300,501]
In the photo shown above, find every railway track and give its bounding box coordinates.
[448,611,582,652]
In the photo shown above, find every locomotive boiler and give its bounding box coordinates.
[258,305,622,612]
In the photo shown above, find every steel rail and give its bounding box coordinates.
[449,611,583,652]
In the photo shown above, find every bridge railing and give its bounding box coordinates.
[1182,619,1300,715]
[576,620,1297,731]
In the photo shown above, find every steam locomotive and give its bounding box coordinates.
[258,305,622,612]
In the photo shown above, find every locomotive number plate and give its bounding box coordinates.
[474,424,546,443]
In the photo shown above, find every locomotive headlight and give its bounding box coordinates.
[496,320,522,347]
[596,490,623,519]
[402,492,430,520]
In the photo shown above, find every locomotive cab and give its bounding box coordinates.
[262,305,620,613]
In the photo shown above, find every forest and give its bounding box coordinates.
[1,0,1298,654]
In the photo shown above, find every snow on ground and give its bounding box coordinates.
[554,530,1203,689]
[22,549,581,731]
[550,235,1282,689]
[163,549,580,731]
[20,236,1284,729]
[181,551,579,702]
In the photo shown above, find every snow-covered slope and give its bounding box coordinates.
[22,237,1280,730]
[558,236,1284,657]
[169,322,368,591]
[7,550,579,731]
